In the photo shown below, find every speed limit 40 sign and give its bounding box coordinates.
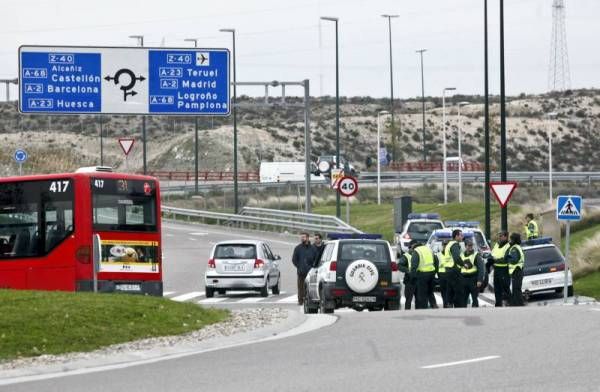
[338,176,358,197]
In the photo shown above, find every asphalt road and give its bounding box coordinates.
[5,305,600,392]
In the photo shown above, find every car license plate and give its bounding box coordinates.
[352,296,376,303]
[224,264,245,272]
[116,284,141,292]
[531,278,552,286]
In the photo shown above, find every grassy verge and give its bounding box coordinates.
[574,271,600,299]
[313,202,519,241]
[0,290,228,361]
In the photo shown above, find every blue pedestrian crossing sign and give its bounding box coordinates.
[556,195,582,221]
[13,149,28,163]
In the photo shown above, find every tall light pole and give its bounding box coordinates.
[416,49,427,161]
[546,112,558,205]
[484,0,491,240]
[129,35,147,174]
[377,110,390,205]
[499,0,508,231]
[382,15,398,162]
[457,101,470,203]
[442,87,456,204]
[185,38,200,195]
[220,28,239,214]
[321,16,341,218]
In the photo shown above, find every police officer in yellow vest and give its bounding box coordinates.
[524,213,539,240]
[438,239,453,308]
[506,232,525,306]
[443,229,467,308]
[461,240,485,307]
[409,241,439,309]
[490,231,511,307]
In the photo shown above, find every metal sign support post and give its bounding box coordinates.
[18,163,22,176]
[564,221,570,303]
[346,197,350,224]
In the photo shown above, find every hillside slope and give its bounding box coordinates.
[0,89,598,175]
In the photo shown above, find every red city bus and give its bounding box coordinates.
[0,167,162,295]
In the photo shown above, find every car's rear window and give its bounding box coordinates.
[214,244,256,259]
[473,232,488,250]
[339,243,390,264]
[524,246,563,267]
[408,222,443,241]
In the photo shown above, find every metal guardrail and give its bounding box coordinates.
[161,206,362,235]
[160,171,600,193]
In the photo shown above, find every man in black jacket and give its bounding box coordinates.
[313,233,326,266]
[292,232,318,305]
[445,229,466,308]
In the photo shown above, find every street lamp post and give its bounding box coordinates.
[546,112,558,205]
[219,28,239,214]
[457,101,470,203]
[185,38,200,195]
[129,35,147,174]
[321,16,341,218]
[377,111,390,205]
[416,49,427,161]
[442,87,456,204]
[382,15,398,162]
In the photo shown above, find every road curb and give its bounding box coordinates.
[0,308,336,386]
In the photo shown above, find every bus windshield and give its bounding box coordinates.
[0,179,74,258]
[92,178,157,232]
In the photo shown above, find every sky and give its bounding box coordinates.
[1,0,599,99]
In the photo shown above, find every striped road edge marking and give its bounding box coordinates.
[171,292,205,302]
[163,291,176,297]
[198,297,228,304]
[277,295,298,303]
[421,355,501,369]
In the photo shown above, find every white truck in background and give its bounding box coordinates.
[259,162,325,183]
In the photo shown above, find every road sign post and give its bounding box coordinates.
[337,176,358,224]
[556,195,582,303]
[13,149,28,176]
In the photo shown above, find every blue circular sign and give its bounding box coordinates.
[14,149,28,163]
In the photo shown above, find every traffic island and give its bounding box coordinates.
[0,289,229,362]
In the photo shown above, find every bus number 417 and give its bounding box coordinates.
[49,180,69,193]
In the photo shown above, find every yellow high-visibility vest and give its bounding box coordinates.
[508,245,525,275]
[415,246,435,273]
[491,242,510,267]
[461,252,478,275]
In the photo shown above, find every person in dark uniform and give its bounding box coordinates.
[461,240,485,307]
[410,241,439,309]
[506,233,525,306]
[398,241,418,310]
[489,231,512,307]
[438,239,453,308]
[444,229,466,308]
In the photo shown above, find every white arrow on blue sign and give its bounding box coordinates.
[13,149,28,163]
[556,195,582,221]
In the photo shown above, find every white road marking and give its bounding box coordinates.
[188,238,198,242]
[421,355,500,369]
[162,291,176,297]
[164,233,174,237]
[237,297,267,303]
[170,292,205,302]
[591,308,600,312]
[277,295,298,303]
[162,223,296,246]
[198,297,228,304]
[190,232,208,236]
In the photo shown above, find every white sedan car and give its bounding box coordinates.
[204,240,281,298]
[488,238,573,299]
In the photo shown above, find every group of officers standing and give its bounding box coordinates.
[398,228,527,309]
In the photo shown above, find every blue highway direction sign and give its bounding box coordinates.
[19,46,230,115]
[13,149,28,163]
[556,195,582,221]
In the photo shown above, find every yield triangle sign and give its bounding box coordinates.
[490,181,517,208]
[118,138,135,156]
